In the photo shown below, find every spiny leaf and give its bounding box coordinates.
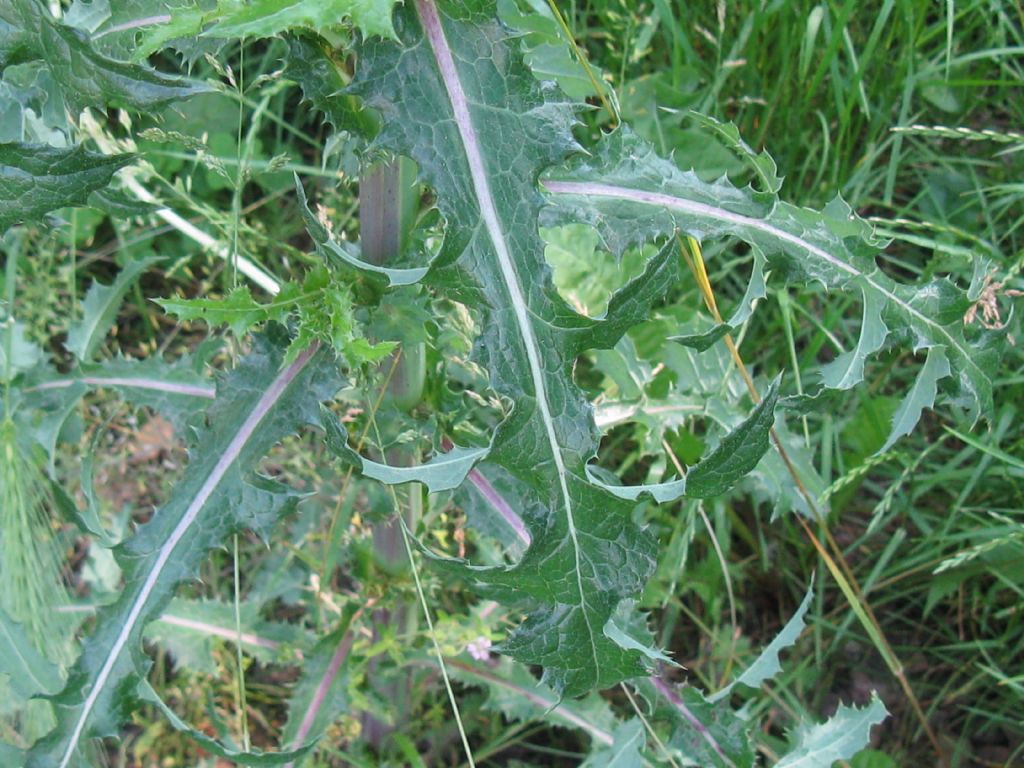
[283,36,372,135]
[339,0,776,695]
[158,285,286,340]
[0,606,63,701]
[687,111,783,194]
[137,680,316,766]
[580,718,645,768]
[709,586,813,702]
[3,0,209,114]
[670,246,767,351]
[281,606,360,750]
[497,0,612,103]
[323,410,488,492]
[158,265,395,365]
[444,656,616,747]
[147,598,315,675]
[66,257,159,362]
[775,693,888,768]
[26,329,343,768]
[23,354,215,441]
[640,679,756,768]
[203,0,398,41]
[542,126,1003,444]
[297,178,429,287]
[879,345,950,453]
[0,142,131,231]
[132,0,398,59]
[586,379,780,503]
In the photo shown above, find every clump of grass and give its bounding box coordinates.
[0,419,70,664]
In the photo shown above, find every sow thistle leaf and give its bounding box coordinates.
[709,586,813,703]
[776,693,889,768]
[0,606,63,702]
[445,655,618,747]
[203,0,399,41]
[2,0,208,114]
[340,0,777,696]
[157,265,396,365]
[26,329,343,768]
[543,127,1002,447]
[0,142,132,231]
[132,0,399,59]
[66,257,159,363]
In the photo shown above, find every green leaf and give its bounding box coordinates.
[580,718,645,768]
[0,142,131,231]
[158,285,284,340]
[280,606,360,749]
[643,680,756,768]
[445,655,617,747]
[341,0,775,696]
[670,247,767,352]
[24,354,216,435]
[879,345,951,453]
[66,257,159,362]
[497,0,612,103]
[147,598,314,675]
[132,0,399,59]
[158,265,391,365]
[709,586,813,702]
[687,111,783,194]
[0,319,42,377]
[323,409,487,492]
[137,680,317,765]
[203,0,398,41]
[283,36,370,134]
[776,693,889,768]
[26,330,344,768]
[344,0,683,696]
[587,379,779,503]
[3,0,209,114]
[296,178,429,287]
[0,606,63,701]
[543,126,1002,440]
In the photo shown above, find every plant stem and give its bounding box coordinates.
[358,156,426,744]
[3,234,18,412]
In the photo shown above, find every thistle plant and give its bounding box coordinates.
[0,0,1012,766]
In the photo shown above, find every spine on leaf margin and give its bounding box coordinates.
[321,0,778,697]
[26,329,342,768]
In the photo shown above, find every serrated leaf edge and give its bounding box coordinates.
[51,343,320,768]
[542,180,980,398]
[417,0,603,670]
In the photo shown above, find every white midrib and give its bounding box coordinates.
[416,0,599,665]
[57,344,317,768]
[31,376,216,399]
[544,180,985,384]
